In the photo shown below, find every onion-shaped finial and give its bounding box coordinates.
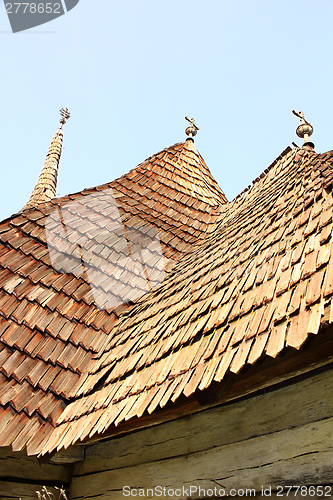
[292,110,313,144]
[185,116,199,139]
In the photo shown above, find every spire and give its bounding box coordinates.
[21,108,70,212]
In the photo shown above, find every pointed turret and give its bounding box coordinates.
[139,116,227,206]
[21,108,70,211]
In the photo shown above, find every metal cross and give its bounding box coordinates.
[292,110,310,125]
[59,107,70,126]
[185,116,199,131]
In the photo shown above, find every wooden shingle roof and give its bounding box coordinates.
[39,145,333,454]
[1,137,333,456]
[0,138,226,455]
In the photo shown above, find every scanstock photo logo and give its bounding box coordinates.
[4,0,80,32]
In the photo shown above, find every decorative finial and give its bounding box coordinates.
[185,116,199,139]
[60,107,70,127]
[292,110,314,145]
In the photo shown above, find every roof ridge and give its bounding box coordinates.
[233,145,293,201]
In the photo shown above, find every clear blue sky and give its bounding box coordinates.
[1,0,333,221]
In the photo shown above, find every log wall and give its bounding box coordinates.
[70,365,333,500]
[0,448,73,500]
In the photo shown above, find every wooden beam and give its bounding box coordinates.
[0,482,68,500]
[49,446,84,465]
[0,448,72,484]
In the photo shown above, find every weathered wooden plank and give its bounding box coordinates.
[75,367,333,475]
[0,481,64,500]
[0,448,72,484]
[50,446,84,464]
[70,417,333,500]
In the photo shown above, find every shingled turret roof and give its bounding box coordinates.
[0,129,227,455]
